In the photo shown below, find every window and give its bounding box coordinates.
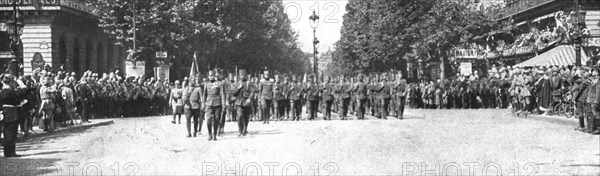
[0,31,10,52]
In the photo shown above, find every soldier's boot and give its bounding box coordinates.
[213,120,219,141]
[207,120,214,141]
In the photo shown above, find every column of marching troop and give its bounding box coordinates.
[168,69,411,140]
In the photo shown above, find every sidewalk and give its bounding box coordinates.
[513,112,580,127]
[16,119,114,141]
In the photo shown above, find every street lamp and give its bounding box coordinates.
[6,0,24,76]
[572,0,587,67]
[309,10,319,82]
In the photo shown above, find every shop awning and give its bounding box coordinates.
[514,45,589,67]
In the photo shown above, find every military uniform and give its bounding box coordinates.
[259,77,274,124]
[304,79,320,120]
[354,78,368,120]
[376,80,391,119]
[233,74,253,136]
[76,81,91,122]
[218,79,232,135]
[204,76,225,141]
[273,79,287,121]
[321,82,335,120]
[394,78,407,119]
[184,84,203,137]
[1,79,29,157]
[336,81,351,120]
[288,81,303,121]
[585,78,600,134]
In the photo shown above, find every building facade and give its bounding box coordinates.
[0,0,124,76]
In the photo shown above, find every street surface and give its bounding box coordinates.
[1,109,599,175]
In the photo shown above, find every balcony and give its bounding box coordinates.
[502,0,556,19]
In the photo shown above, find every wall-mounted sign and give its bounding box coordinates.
[155,51,167,58]
[125,60,145,77]
[460,62,472,76]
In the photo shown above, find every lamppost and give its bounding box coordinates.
[309,10,319,82]
[573,0,585,67]
[6,0,24,76]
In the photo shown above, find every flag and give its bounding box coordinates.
[189,52,199,81]
[303,73,307,83]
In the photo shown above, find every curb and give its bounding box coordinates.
[18,120,114,141]
[517,113,580,127]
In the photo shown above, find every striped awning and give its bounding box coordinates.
[514,45,589,67]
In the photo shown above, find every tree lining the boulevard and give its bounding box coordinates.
[331,0,510,78]
[86,0,309,79]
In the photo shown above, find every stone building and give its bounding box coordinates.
[0,0,125,76]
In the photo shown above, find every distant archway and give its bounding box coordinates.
[107,42,113,72]
[73,37,80,75]
[85,40,93,72]
[97,42,104,73]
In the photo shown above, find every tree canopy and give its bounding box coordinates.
[86,0,309,79]
[332,0,508,77]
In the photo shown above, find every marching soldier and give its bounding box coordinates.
[376,74,392,119]
[224,73,236,123]
[203,70,226,141]
[304,75,320,120]
[321,77,335,120]
[234,70,253,136]
[283,76,292,120]
[337,76,351,120]
[184,78,203,137]
[394,73,407,119]
[288,76,303,121]
[258,71,274,124]
[354,74,368,120]
[273,74,286,121]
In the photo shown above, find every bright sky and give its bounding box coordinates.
[282,0,348,54]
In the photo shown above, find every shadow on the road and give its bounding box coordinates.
[19,121,113,142]
[18,150,81,157]
[218,130,284,140]
[221,130,283,136]
[0,122,110,175]
[0,158,63,175]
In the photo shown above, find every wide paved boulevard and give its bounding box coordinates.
[1,109,598,175]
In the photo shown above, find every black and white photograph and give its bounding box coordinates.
[0,0,600,175]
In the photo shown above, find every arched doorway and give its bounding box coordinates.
[107,43,113,72]
[73,37,81,75]
[96,42,104,73]
[85,40,93,72]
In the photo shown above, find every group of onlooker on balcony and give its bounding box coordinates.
[470,11,592,58]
